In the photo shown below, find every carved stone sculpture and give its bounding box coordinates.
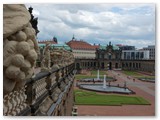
[3,4,39,95]
[50,48,75,68]
[41,42,51,71]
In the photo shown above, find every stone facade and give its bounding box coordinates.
[75,42,155,73]
[121,60,155,73]
[66,39,99,59]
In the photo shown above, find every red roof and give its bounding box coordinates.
[116,44,123,47]
[67,40,99,50]
[38,40,57,44]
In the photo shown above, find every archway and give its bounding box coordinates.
[108,62,112,70]
[76,63,80,70]
[115,63,118,68]
[101,62,104,69]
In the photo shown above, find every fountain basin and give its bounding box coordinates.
[79,78,116,82]
[79,84,135,94]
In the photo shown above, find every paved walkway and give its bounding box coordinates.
[110,70,155,96]
[77,70,155,116]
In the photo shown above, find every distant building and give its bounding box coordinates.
[96,42,121,69]
[121,50,150,60]
[38,36,58,44]
[60,36,154,73]
[118,45,135,50]
[143,45,155,60]
[38,43,71,51]
[66,37,99,59]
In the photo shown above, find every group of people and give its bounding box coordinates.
[127,76,136,82]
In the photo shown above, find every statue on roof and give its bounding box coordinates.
[72,34,75,40]
[28,6,34,20]
[53,36,58,43]
[28,6,39,35]
[41,42,51,71]
[109,41,111,45]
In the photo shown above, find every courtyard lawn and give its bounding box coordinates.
[122,70,155,79]
[74,89,150,106]
[136,76,155,79]
[75,75,113,80]
[123,70,140,76]
[75,75,103,80]
[91,70,107,75]
[75,70,110,80]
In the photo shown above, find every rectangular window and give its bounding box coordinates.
[131,52,135,59]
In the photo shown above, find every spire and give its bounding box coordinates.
[53,36,57,43]
[72,34,75,40]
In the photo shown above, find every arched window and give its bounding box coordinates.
[108,53,112,60]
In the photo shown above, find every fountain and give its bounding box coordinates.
[79,70,116,82]
[97,70,100,80]
[78,71,134,94]
[103,75,107,89]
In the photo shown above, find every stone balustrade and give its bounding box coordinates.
[3,63,75,116]
[3,86,29,116]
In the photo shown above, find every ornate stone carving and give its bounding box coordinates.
[3,86,28,116]
[3,4,39,95]
[50,48,75,68]
[41,43,51,71]
[34,78,47,100]
[38,97,53,115]
[52,87,61,103]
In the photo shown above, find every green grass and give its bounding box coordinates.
[136,76,155,79]
[75,70,109,80]
[75,75,103,80]
[123,70,155,79]
[123,70,140,76]
[75,75,113,80]
[91,70,107,75]
[74,89,150,106]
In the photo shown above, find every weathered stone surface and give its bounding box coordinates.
[12,54,24,67]
[3,41,18,59]
[41,43,51,71]
[23,27,35,39]
[3,4,31,38]
[5,65,20,79]
[25,68,34,79]
[27,49,38,63]
[39,97,53,115]
[3,4,39,96]
[21,59,31,72]
[3,77,16,94]
[17,71,26,81]
[14,81,26,90]
[15,31,27,41]
[17,41,30,56]
[27,39,34,49]
[4,56,12,68]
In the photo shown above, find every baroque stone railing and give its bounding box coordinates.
[3,63,75,116]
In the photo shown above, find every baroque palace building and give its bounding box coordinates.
[37,36,155,74]
[66,37,155,74]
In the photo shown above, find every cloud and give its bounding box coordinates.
[25,3,155,49]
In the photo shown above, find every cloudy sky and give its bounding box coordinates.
[25,4,155,49]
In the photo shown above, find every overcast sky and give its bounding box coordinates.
[25,4,155,49]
